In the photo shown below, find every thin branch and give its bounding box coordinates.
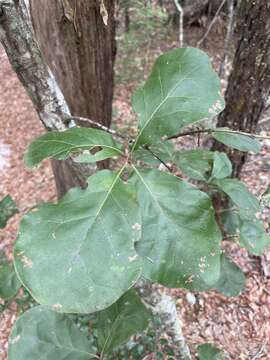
[136,280,192,360]
[197,0,227,48]
[64,115,128,140]
[144,145,173,172]
[173,0,184,47]
[213,128,270,140]
[219,0,235,77]
[167,128,270,141]
[223,234,239,241]
[259,116,270,126]
[264,104,270,113]
[167,129,210,140]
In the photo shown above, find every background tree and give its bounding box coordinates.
[213,0,270,177]
[165,0,227,29]
[30,0,116,197]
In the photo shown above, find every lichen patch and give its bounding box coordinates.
[132,223,141,231]
[21,255,33,268]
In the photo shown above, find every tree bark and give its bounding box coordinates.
[30,0,116,197]
[213,0,270,177]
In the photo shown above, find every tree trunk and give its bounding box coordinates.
[124,6,130,33]
[213,0,270,177]
[30,0,116,197]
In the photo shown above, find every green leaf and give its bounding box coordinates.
[198,343,224,360]
[239,220,270,255]
[173,149,214,181]
[97,290,151,354]
[215,255,245,297]
[8,306,97,360]
[73,148,121,163]
[0,254,21,300]
[131,167,222,290]
[133,141,175,166]
[0,195,19,229]
[14,170,142,313]
[24,127,124,168]
[213,179,260,219]
[132,47,224,147]
[213,129,261,153]
[221,210,240,236]
[173,150,232,182]
[211,152,232,180]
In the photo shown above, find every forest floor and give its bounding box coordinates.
[1,13,270,360]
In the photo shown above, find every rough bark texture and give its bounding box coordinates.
[30,0,115,126]
[29,0,116,197]
[213,0,270,177]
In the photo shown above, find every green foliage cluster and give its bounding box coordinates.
[0,196,20,306]
[4,47,270,359]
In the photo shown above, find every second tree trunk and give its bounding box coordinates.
[213,1,270,177]
[30,0,116,197]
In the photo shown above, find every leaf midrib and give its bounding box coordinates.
[132,166,185,239]
[132,62,201,150]
[71,165,127,264]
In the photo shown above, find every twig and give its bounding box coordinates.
[264,104,270,113]
[223,234,239,241]
[64,115,128,140]
[144,145,173,172]
[167,129,210,140]
[197,0,227,48]
[167,128,270,141]
[259,116,270,126]
[173,0,184,47]
[219,0,235,78]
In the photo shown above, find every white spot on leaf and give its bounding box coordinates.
[128,254,138,262]
[21,255,33,268]
[10,335,21,344]
[132,223,141,231]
